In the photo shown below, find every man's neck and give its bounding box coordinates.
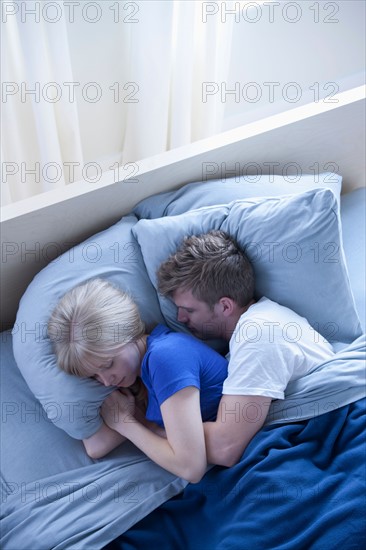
[223,299,256,341]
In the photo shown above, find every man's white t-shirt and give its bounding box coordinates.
[223,297,334,400]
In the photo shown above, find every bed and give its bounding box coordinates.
[1,88,365,549]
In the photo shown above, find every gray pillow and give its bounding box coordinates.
[12,215,165,439]
[133,172,342,219]
[132,189,362,345]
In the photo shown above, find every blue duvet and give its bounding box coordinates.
[106,396,366,550]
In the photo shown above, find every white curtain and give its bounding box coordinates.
[1,0,84,205]
[122,0,234,162]
[1,0,234,204]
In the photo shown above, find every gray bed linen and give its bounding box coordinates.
[0,331,187,549]
[2,330,365,549]
[265,333,366,425]
[265,188,366,424]
[1,188,365,549]
[340,187,366,332]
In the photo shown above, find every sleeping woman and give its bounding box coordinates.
[48,278,227,483]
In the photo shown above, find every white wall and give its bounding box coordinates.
[222,0,366,129]
[65,0,365,167]
[223,0,366,128]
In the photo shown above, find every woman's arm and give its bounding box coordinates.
[83,421,127,459]
[101,387,207,483]
[83,390,135,458]
[84,391,165,459]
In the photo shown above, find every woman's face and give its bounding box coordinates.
[86,342,142,387]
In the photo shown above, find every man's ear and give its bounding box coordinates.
[217,297,236,317]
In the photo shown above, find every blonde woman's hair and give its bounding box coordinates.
[48,278,145,377]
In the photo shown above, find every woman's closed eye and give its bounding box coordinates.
[100,359,114,370]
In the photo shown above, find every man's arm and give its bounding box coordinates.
[204,395,272,467]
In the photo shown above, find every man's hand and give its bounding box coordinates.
[101,389,136,433]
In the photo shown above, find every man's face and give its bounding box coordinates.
[172,288,225,340]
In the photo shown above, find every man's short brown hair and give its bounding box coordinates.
[157,230,254,308]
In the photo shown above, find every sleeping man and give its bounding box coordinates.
[157,230,335,467]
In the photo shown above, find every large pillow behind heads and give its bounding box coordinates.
[133,189,362,345]
[12,215,165,440]
[133,172,342,219]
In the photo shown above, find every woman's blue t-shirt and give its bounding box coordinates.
[141,325,228,427]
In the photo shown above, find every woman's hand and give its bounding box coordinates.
[101,389,135,434]
[114,386,207,483]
